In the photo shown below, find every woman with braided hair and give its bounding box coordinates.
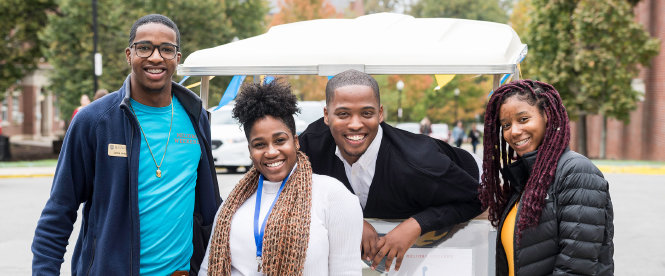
[480,80,614,276]
[198,79,363,275]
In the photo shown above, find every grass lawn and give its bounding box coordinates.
[0,159,58,168]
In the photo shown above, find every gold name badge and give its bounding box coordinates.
[108,144,127,157]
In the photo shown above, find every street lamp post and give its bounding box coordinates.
[396,80,404,123]
[92,0,99,93]
[454,88,460,122]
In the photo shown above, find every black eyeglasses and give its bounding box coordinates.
[131,42,179,60]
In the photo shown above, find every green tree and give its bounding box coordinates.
[409,0,509,23]
[525,0,659,155]
[363,0,402,14]
[374,74,488,125]
[43,0,268,120]
[0,0,58,101]
[423,76,490,124]
[508,0,532,38]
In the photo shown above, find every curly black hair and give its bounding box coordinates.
[232,79,300,139]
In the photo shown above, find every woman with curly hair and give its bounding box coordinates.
[480,80,614,276]
[198,80,363,275]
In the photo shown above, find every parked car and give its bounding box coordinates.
[294,100,325,134]
[209,101,326,173]
[395,122,450,143]
[431,123,450,142]
[209,103,250,173]
[395,122,420,134]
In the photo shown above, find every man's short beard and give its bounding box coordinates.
[343,148,365,158]
[142,83,169,94]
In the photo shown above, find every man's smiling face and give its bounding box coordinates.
[125,22,180,95]
[324,85,383,165]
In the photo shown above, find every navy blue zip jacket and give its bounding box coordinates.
[31,75,222,275]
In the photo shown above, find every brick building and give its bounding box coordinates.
[570,0,665,161]
[1,63,64,140]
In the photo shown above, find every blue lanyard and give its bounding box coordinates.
[254,174,288,261]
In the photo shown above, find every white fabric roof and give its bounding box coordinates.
[178,13,527,76]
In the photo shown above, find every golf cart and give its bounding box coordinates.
[179,12,526,276]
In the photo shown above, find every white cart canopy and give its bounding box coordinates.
[178,13,527,77]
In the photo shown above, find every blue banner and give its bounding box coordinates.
[178,76,190,85]
[214,75,246,110]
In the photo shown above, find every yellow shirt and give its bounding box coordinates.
[501,202,519,276]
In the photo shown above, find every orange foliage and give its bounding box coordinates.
[270,0,340,27]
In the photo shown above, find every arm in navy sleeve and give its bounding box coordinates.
[31,115,95,275]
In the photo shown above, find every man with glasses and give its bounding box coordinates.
[32,14,221,275]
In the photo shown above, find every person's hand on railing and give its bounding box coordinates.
[361,220,379,261]
[371,217,421,272]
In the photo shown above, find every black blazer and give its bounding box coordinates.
[299,118,483,233]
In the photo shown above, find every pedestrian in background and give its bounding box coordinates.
[419,116,432,135]
[451,120,465,147]
[199,80,363,275]
[32,14,221,275]
[480,80,613,276]
[93,88,109,101]
[70,94,90,120]
[468,122,481,154]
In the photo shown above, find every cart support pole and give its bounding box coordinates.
[492,74,500,91]
[514,65,520,80]
[201,76,210,109]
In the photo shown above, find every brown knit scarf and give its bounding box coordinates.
[207,151,313,275]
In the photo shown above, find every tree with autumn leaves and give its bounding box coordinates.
[521,0,659,155]
[270,0,338,26]
[386,0,508,124]
[268,0,341,102]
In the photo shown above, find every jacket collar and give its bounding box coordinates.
[503,150,538,193]
[118,74,202,122]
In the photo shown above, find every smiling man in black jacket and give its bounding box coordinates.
[298,69,483,272]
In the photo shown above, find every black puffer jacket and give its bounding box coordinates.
[496,149,614,276]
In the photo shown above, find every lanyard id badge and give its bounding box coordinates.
[253,174,288,272]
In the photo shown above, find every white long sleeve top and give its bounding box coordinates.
[199,173,363,276]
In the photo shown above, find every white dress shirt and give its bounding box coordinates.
[335,125,383,209]
[198,171,363,275]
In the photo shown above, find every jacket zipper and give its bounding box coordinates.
[86,237,97,275]
[128,115,135,275]
[496,192,520,276]
[512,198,523,275]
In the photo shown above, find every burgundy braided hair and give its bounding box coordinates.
[479,79,570,239]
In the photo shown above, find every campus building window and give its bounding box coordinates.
[12,91,23,124]
[1,97,7,125]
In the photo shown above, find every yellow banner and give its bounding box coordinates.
[435,74,455,89]
[185,76,216,89]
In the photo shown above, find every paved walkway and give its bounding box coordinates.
[1,160,664,178]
